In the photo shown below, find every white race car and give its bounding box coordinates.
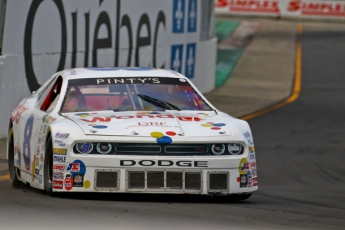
[8,67,258,200]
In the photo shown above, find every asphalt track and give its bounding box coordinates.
[0,22,345,230]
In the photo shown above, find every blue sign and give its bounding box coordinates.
[187,0,197,32]
[170,44,184,73]
[172,0,185,33]
[184,43,196,78]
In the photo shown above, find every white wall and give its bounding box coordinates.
[0,0,217,137]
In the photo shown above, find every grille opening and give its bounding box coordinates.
[185,172,201,190]
[167,172,183,189]
[209,173,228,190]
[165,145,209,154]
[116,145,161,153]
[96,171,118,188]
[128,171,145,189]
[147,171,164,189]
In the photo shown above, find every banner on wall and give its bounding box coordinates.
[215,0,345,18]
[0,0,217,137]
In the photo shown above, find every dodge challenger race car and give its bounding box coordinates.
[8,67,258,200]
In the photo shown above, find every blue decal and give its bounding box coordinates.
[156,136,172,144]
[185,43,196,78]
[172,0,185,33]
[171,45,184,73]
[23,115,34,170]
[187,0,197,32]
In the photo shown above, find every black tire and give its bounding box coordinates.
[8,127,22,188]
[215,193,253,202]
[44,135,53,195]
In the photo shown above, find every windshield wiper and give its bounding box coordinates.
[137,94,181,111]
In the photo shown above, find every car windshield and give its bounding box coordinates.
[60,77,213,112]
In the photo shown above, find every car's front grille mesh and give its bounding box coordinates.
[116,144,209,155]
[127,170,202,191]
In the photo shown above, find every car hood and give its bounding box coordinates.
[64,111,235,137]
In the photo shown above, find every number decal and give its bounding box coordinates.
[23,115,34,170]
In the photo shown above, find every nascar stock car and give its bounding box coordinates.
[8,67,257,200]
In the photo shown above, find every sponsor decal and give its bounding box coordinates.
[53,148,67,155]
[127,122,180,128]
[66,163,80,172]
[120,160,208,167]
[53,172,64,180]
[240,174,247,187]
[73,174,84,187]
[96,77,160,85]
[201,122,226,130]
[247,171,253,187]
[150,131,177,144]
[250,161,256,169]
[81,115,203,122]
[53,155,66,163]
[55,132,70,139]
[54,139,66,147]
[253,177,258,186]
[241,162,250,172]
[53,164,65,171]
[65,174,73,190]
[249,146,255,153]
[53,180,63,189]
[251,169,257,177]
[238,157,249,174]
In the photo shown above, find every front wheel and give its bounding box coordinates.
[8,127,22,188]
[44,135,53,195]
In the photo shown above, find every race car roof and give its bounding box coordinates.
[60,67,184,80]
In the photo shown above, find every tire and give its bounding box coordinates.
[44,135,53,195]
[215,193,253,202]
[8,127,22,188]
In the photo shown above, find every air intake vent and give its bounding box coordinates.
[95,170,119,191]
[126,170,202,192]
[208,172,229,192]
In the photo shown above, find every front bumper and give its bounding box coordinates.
[52,155,258,194]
